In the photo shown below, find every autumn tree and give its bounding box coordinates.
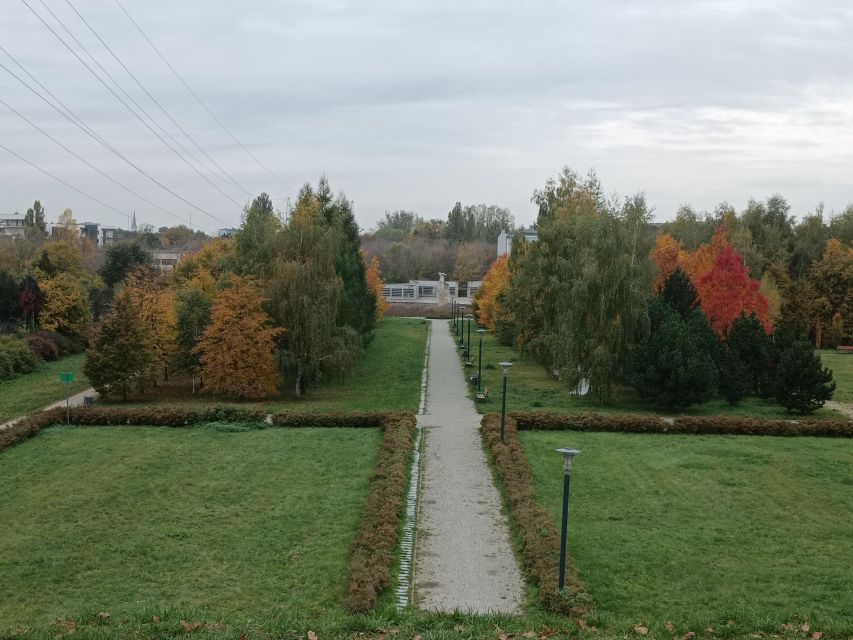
[651,233,683,292]
[365,254,388,321]
[100,241,153,288]
[175,288,213,390]
[194,275,283,399]
[474,254,510,330]
[84,287,156,400]
[123,272,178,380]
[55,208,78,242]
[39,273,91,338]
[696,245,771,336]
[811,239,852,347]
[32,241,84,279]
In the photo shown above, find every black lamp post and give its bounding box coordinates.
[465,316,472,359]
[499,361,511,442]
[451,300,456,331]
[476,329,485,390]
[556,447,581,590]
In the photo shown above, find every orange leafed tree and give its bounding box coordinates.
[680,226,729,284]
[194,275,284,399]
[365,254,388,321]
[650,233,683,292]
[696,244,772,336]
[474,254,510,330]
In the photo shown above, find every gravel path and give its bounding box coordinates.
[414,320,523,614]
[826,400,853,420]
[0,387,97,432]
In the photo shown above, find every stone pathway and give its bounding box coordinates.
[826,400,853,421]
[0,387,97,431]
[415,320,524,613]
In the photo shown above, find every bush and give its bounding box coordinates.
[629,315,716,409]
[0,336,38,377]
[718,348,750,405]
[23,330,82,361]
[727,313,774,397]
[774,341,836,414]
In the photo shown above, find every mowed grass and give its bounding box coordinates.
[0,353,89,423]
[520,430,853,635]
[105,317,429,413]
[464,323,837,418]
[0,425,380,630]
[820,350,853,403]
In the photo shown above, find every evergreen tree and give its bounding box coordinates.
[84,289,157,401]
[23,200,46,241]
[232,193,281,278]
[661,267,698,319]
[99,241,153,288]
[0,270,19,323]
[629,315,716,409]
[774,341,835,413]
[175,288,212,379]
[718,348,749,405]
[727,313,774,397]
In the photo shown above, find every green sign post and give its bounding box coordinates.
[59,372,74,424]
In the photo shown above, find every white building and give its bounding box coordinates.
[0,213,28,239]
[497,227,538,256]
[383,279,482,304]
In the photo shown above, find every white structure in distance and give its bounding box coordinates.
[383,278,482,305]
[497,227,538,257]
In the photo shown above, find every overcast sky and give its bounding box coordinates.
[2,0,852,234]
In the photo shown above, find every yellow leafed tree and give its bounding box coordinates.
[474,254,510,330]
[365,254,388,320]
[194,274,284,399]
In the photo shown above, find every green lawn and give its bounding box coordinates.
[521,430,853,636]
[463,323,837,418]
[820,350,853,403]
[0,353,89,424]
[0,425,380,630]
[104,317,429,413]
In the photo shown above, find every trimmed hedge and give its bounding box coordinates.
[480,413,589,616]
[510,411,853,437]
[0,406,416,613]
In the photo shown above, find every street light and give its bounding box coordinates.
[499,361,512,442]
[465,315,472,360]
[556,447,581,590]
[476,329,485,390]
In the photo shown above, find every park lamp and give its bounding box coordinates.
[555,447,581,590]
[498,362,512,442]
[499,361,512,376]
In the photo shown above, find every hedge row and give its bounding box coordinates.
[480,413,590,616]
[510,411,853,437]
[0,406,416,613]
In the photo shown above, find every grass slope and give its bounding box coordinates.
[0,354,89,424]
[0,426,380,630]
[104,317,429,413]
[820,350,853,403]
[465,323,836,418]
[520,430,853,635]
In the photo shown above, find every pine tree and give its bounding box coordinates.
[232,193,281,279]
[718,348,749,405]
[774,341,835,413]
[661,267,698,319]
[84,289,157,400]
[727,313,773,397]
[629,315,716,409]
[194,275,283,399]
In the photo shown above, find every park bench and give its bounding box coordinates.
[475,388,489,401]
[837,345,853,354]
[464,358,473,367]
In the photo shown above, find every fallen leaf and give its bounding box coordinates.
[681,633,696,640]
[180,621,204,633]
[97,613,110,621]
[240,635,247,640]
[705,628,715,634]
[55,619,76,633]
[812,633,823,640]
[522,632,537,639]
[801,625,810,633]
[455,626,466,633]
[575,619,589,632]
[666,622,675,632]
[308,631,319,640]
[152,616,161,623]
[631,624,649,636]
[539,628,558,639]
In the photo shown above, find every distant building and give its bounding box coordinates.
[383,279,482,304]
[217,228,237,238]
[497,227,537,256]
[149,250,186,272]
[0,213,27,239]
[99,226,133,247]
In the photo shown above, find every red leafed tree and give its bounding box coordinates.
[696,244,772,336]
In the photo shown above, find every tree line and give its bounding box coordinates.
[474,168,849,413]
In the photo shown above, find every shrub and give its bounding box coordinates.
[0,335,39,377]
[23,330,82,361]
[629,315,716,409]
[0,349,14,381]
[774,341,836,414]
[727,313,774,397]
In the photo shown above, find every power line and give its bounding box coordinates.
[21,0,245,209]
[0,50,237,228]
[0,141,129,217]
[63,0,252,199]
[0,95,193,227]
[114,0,294,193]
